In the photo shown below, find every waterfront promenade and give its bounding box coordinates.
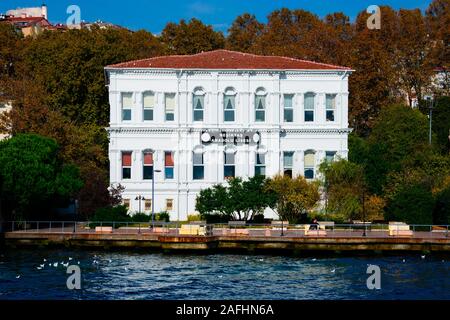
[2,222,450,253]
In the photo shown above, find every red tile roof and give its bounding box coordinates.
[4,16,51,27]
[106,49,352,71]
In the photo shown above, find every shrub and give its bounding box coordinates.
[156,211,170,222]
[130,212,150,222]
[187,214,201,222]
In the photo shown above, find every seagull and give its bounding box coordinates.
[402,259,406,263]
[16,275,20,279]
[68,257,73,261]
[421,255,426,259]
[108,259,112,263]
[312,258,317,261]
[39,264,45,268]
[48,264,51,267]
[36,267,42,270]
[53,262,58,267]
[77,261,80,265]
[259,259,264,262]
[331,268,336,273]
[62,263,69,268]
[43,259,47,262]
[124,267,129,272]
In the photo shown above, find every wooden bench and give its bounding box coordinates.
[271,220,289,231]
[318,221,335,231]
[388,222,413,236]
[153,227,169,234]
[304,224,327,236]
[95,226,113,233]
[228,228,250,236]
[179,224,212,236]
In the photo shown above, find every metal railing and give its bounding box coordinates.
[2,221,449,238]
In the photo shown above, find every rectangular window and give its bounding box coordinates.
[193,94,204,121]
[122,152,132,179]
[304,93,315,122]
[255,153,266,177]
[143,92,154,121]
[304,151,315,179]
[122,92,132,121]
[123,199,130,210]
[224,95,235,122]
[193,152,204,180]
[325,151,336,163]
[164,151,174,179]
[144,199,152,211]
[255,95,265,122]
[284,94,294,123]
[143,151,153,180]
[224,152,235,179]
[283,151,294,178]
[165,93,175,121]
[166,199,173,211]
[326,94,336,122]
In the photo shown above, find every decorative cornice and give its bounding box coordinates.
[106,68,349,78]
[106,127,353,135]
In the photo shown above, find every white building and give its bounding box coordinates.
[105,50,353,221]
[6,4,48,19]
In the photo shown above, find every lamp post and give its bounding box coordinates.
[151,169,162,229]
[362,187,367,237]
[135,195,145,214]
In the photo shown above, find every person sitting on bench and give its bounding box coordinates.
[310,218,319,230]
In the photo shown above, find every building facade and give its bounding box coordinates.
[105,50,353,221]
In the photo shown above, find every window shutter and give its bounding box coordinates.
[143,152,153,165]
[122,93,133,108]
[304,152,315,167]
[122,152,132,166]
[143,93,154,109]
[165,152,174,166]
[165,94,175,111]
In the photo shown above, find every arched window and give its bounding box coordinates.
[142,91,154,121]
[142,149,154,180]
[193,87,205,122]
[255,87,266,122]
[326,94,336,122]
[223,87,236,122]
[304,150,316,179]
[255,148,266,177]
[224,147,236,179]
[304,92,315,122]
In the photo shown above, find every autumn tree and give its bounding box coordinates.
[226,13,264,52]
[265,175,320,223]
[161,18,225,55]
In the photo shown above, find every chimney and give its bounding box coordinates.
[41,4,48,20]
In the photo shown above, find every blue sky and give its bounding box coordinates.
[1,0,433,34]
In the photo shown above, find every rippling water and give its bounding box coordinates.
[0,249,449,300]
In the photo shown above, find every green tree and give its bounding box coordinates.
[265,175,320,223]
[0,134,83,220]
[319,159,367,222]
[433,185,450,225]
[365,104,431,194]
[431,96,450,153]
[385,183,434,225]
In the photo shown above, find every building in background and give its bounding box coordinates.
[105,49,353,221]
